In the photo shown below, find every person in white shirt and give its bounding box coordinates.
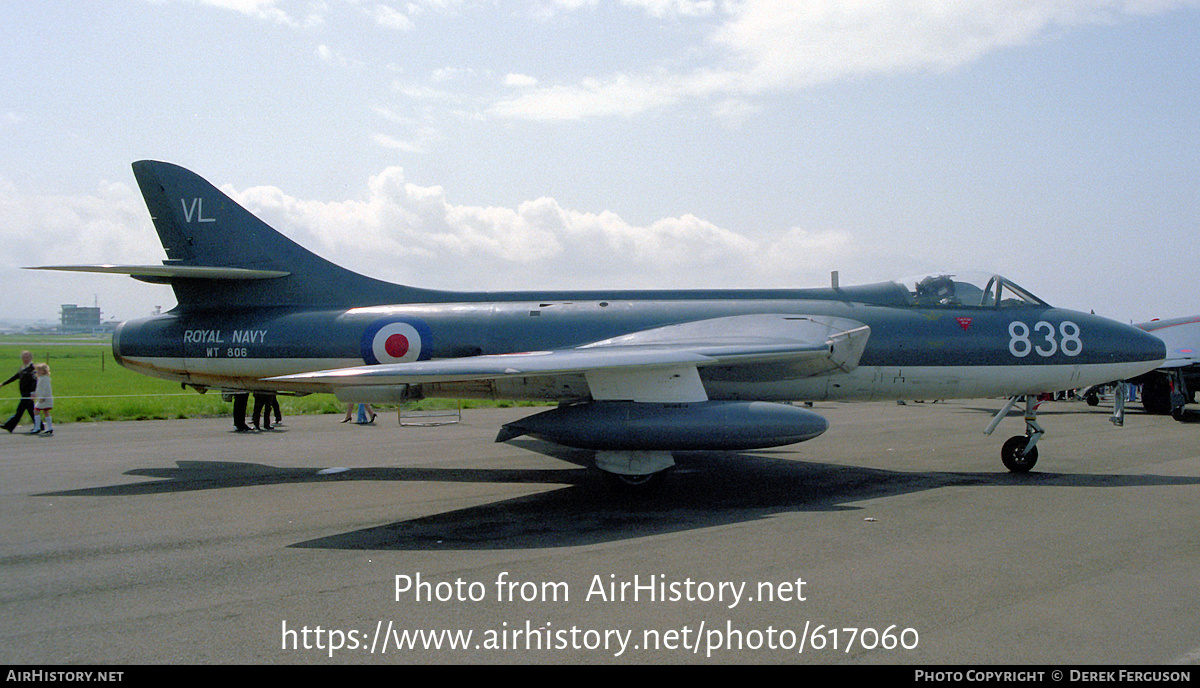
[32,363,53,436]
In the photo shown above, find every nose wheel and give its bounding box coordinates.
[986,396,1044,473]
[1001,435,1038,473]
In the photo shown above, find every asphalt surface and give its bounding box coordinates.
[2,399,1198,664]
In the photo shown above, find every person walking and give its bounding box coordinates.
[2,351,36,433]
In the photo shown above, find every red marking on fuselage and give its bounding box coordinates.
[385,333,410,358]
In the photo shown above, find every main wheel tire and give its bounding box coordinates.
[1001,435,1038,473]
[1142,375,1172,415]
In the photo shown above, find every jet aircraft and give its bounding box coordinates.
[34,161,1166,482]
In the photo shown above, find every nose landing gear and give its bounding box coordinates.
[986,396,1044,473]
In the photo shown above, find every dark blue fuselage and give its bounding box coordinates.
[113,287,1165,403]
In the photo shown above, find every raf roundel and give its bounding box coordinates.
[361,319,432,365]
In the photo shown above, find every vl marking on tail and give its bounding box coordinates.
[180,197,216,223]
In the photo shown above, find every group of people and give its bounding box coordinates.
[4,351,386,435]
[230,391,283,432]
[2,351,54,436]
[227,397,379,431]
[229,397,377,431]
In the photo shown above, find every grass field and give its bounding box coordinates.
[0,336,532,424]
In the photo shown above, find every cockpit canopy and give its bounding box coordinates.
[888,272,1048,308]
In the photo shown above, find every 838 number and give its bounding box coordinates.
[1008,321,1082,358]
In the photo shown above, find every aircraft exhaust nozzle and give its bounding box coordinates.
[496,400,828,451]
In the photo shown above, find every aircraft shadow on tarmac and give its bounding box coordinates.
[39,440,1200,551]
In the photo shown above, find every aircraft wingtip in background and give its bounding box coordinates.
[32,161,1169,484]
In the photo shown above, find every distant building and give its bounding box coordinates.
[60,304,101,333]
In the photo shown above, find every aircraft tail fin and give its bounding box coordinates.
[129,160,420,310]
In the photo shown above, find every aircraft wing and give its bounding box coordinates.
[1138,315,1200,370]
[270,314,870,403]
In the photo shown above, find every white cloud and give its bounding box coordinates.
[0,163,904,302]
[391,82,457,101]
[371,107,444,152]
[547,0,715,18]
[172,0,323,27]
[0,178,161,267]
[504,73,539,87]
[491,73,696,120]
[431,67,478,83]
[315,44,362,67]
[547,0,600,11]
[491,0,1200,121]
[372,3,413,30]
[759,227,855,277]
[622,0,717,18]
[372,132,427,153]
[712,0,1115,91]
[0,177,178,321]
[208,167,870,291]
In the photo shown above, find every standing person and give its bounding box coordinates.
[2,351,36,433]
[252,391,277,431]
[232,392,251,432]
[32,363,53,436]
[269,394,283,427]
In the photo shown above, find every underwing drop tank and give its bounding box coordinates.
[495,400,829,451]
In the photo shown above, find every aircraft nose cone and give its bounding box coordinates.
[1082,314,1165,366]
[1127,323,1167,364]
[1098,319,1166,384]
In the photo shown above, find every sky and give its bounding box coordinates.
[1,0,1197,326]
